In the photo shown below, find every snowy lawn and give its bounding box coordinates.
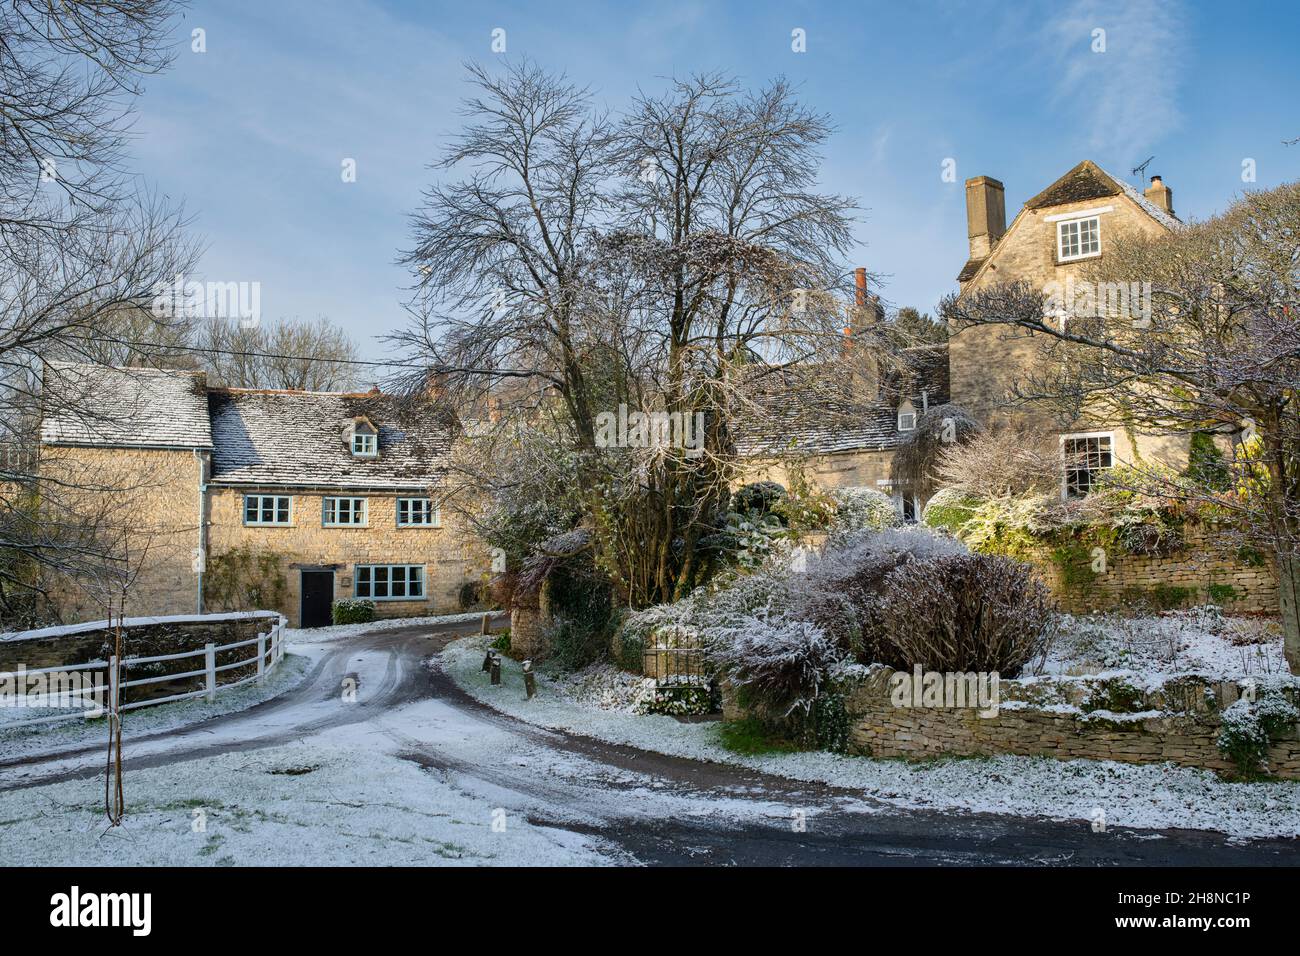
[0,739,607,866]
[0,652,314,762]
[1045,608,1293,684]
[442,636,1300,839]
[282,611,495,645]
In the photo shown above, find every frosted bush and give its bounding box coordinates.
[707,613,843,718]
[827,486,900,543]
[875,552,1054,675]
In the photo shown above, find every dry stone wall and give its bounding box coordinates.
[839,666,1300,779]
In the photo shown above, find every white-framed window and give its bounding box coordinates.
[323,496,368,526]
[396,497,439,527]
[244,494,291,526]
[352,431,378,457]
[1057,216,1101,262]
[897,408,917,432]
[355,563,425,600]
[1061,433,1113,498]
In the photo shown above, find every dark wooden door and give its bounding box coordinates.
[300,571,334,628]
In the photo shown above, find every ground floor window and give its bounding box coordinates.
[244,494,291,525]
[355,563,425,600]
[1062,433,1113,498]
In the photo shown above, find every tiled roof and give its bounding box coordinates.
[208,389,453,491]
[40,362,213,449]
[736,345,949,458]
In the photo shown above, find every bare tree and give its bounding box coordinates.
[393,62,862,605]
[0,0,193,624]
[195,315,361,390]
[941,181,1300,671]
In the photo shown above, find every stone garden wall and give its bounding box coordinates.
[0,611,281,672]
[1020,524,1278,616]
[839,666,1300,780]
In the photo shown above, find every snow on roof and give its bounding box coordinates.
[736,345,949,458]
[40,362,214,449]
[208,388,454,490]
[1108,168,1183,231]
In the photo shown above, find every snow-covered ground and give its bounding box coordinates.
[442,635,1300,839]
[282,611,494,645]
[0,651,315,762]
[1044,608,1293,683]
[0,738,607,866]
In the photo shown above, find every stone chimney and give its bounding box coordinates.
[1144,174,1174,216]
[965,176,1006,259]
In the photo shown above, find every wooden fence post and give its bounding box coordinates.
[257,633,267,682]
[204,643,217,701]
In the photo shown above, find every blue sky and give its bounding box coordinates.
[129,0,1300,363]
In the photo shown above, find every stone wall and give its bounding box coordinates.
[39,445,206,622]
[205,488,488,627]
[738,448,894,494]
[1020,523,1278,615]
[0,611,282,704]
[839,667,1300,779]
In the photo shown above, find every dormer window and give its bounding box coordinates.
[348,417,379,458]
[897,401,917,432]
[352,432,377,457]
[1056,216,1101,262]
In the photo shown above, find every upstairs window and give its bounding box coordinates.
[323,496,368,526]
[244,495,291,526]
[1062,434,1113,498]
[396,497,439,527]
[352,431,378,457]
[1057,216,1101,262]
[897,405,917,432]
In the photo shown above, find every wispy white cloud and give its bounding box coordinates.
[1044,0,1188,158]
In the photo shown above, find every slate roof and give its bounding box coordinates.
[736,345,949,458]
[40,362,213,449]
[207,389,453,491]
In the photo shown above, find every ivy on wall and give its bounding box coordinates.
[204,546,289,612]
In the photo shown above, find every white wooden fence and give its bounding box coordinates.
[1,618,286,729]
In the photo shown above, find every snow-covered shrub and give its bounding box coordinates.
[799,526,968,662]
[1217,691,1300,777]
[637,680,717,716]
[708,615,843,720]
[331,599,375,625]
[874,552,1054,675]
[826,486,900,543]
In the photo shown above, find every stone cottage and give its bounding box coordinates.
[39,362,483,626]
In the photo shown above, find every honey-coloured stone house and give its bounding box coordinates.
[40,362,483,627]
[741,160,1190,516]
